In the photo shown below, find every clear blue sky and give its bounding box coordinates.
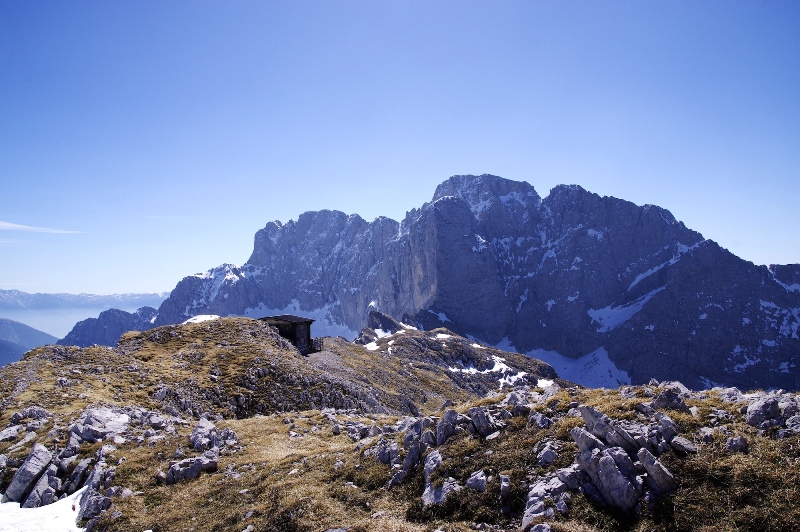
[1,1,799,295]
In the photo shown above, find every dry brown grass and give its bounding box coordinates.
[2,321,799,532]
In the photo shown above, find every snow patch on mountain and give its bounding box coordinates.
[428,309,453,323]
[527,347,631,388]
[186,264,245,313]
[628,241,704,291]
[588,286,666,332]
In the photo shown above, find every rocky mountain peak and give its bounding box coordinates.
[60,174,800,391]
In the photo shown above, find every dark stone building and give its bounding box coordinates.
[258,315,315,355]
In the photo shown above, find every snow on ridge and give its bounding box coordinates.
[499,191,528,208]
[773,278,800,293]
[627,241,704,291]
[448,354,527,387]
[182,315,220,324]
[588,286,666,332]
[189,264,244,310]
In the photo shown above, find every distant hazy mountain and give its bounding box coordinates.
[0,289,168,310]
[63,175,800,390]
[0,318,58,365]
[0,290,168,337]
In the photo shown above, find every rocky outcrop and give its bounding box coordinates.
[136,174,799,390]
[165,454,218,485]
[59,307,157,347]
[2,443,52,503]
[68,407,131,449]
[190,418,238,452]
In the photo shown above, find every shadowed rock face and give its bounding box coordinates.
[91,174,800,389]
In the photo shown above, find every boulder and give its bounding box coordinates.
[421,477,462,506]
[65,457,93,495]
[148,414,167,430]
[597,453,641,510]
[654,412,679,442]
[725,435,749,454]
[786,414,800,433]
[165,454,218,484]
[421,430,436,447]
[436,409,459,446]
[468,406,501,437]
[557,464,585,490]
[190,418,237,451]
[2,443,52,503]
[652,389,691,413]
[466,470,487,492]
[578,406,614,440]
[745,396,780,427]
[570,427,606,453]
[537,443,558,466]
[715,387,745,403]
[424,450,442,483]
[529,411,552,429]
[10,406,50,424]
[75,460,115,522]
[365,438,399,465]
[669,436,698,453]
[522,474,568,528]
[402,440,424,473]
[0,425,23,442]
[499,473,511,498]
[637,448,677,494]
[21,464,60,508]
[71,407,130,444]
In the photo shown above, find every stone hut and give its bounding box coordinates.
[258,315,315,355]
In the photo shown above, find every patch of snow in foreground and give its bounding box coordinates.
[537,378,554,388]
[182,314,220,324]
[365,342,379,351]
[436,333,452,339]
[0,487,86,532]
[499,370,528,387]
[449,355,527,387]
[470,343,485,349]
[526,347,631,388]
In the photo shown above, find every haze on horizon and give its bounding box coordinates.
[1,1,799,295]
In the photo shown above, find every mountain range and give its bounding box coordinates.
[61,174,800,390]
[0,290,168,339]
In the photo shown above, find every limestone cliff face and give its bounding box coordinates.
[140,175,800,389]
